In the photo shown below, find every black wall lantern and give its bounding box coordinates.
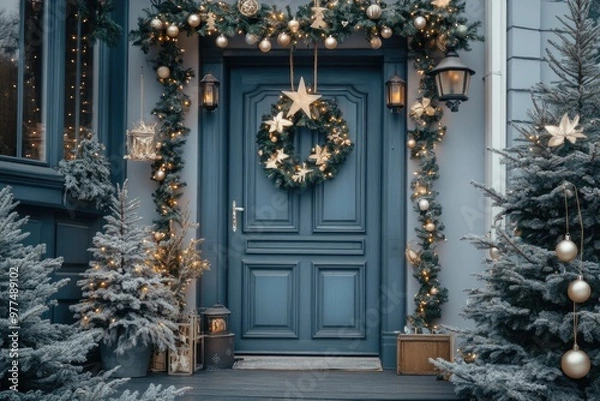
[385,73,406,113]
[200,73,220,111]
[429,50,475,112]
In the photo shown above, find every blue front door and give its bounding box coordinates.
[228,61,382,354]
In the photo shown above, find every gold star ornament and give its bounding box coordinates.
[308,145,331,165]
[545,113,586,147]
[265,111,293,133]
[282,77,322,118]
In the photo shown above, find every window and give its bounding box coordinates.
[0,0,95,162]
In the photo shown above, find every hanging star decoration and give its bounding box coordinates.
[282,77,322,118]
[410,97,437,119]
[431,0,451,8]
[265,111,293,133]
[292,163,314,183]
[311,0,328,29]
[308,145,331,165]
[545,113,586,147]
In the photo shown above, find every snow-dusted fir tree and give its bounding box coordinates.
[434,1,600,400]
[152,207,209,317]
[57,134,114,210]
[72,181,178,354]
[0,186,186,401]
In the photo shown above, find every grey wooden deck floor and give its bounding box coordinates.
[124,370,466,401]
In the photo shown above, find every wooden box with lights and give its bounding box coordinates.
[396,334,454,375]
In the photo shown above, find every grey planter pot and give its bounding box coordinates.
[99,341,152,378]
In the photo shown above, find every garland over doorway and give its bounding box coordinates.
[131,0,482,331]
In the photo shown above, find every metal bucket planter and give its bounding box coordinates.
[100,341,152,378]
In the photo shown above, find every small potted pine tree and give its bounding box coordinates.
[72,181,178,377]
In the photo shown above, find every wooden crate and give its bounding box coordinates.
[150,350,167,372]
[397,334,454,375]
[168,347,194,375]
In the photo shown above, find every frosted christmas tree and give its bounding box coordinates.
[72,181,177,355]
[434,1,600,400]
[0,186,186,400]
[57,135,115,210]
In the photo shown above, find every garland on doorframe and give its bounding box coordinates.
[130,0,482,328]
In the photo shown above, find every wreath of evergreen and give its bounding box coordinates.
[257,95,353,190]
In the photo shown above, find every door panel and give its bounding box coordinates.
[228,62,382,354]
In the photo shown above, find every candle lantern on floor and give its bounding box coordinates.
[202,303,235,369]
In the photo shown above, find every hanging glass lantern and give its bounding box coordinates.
[429,50,475,112]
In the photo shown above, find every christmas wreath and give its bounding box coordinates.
[256,78,354,190]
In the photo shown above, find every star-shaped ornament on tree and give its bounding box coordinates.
[308,145,331,165]
[265,111,293,133]
[274,148,289,163]
[431,0,451,8]
[545,113,586,147]
[292,163,314,183]
[265,154,280,169]
[282,77,322,118]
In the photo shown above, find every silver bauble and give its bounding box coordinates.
[245,33,259,45]
[259,38,272,53]
[561,346,591,379]
[568,276,591,303]
[166,24,180,38]
[216,34,229,48]
[366,4,382,20]
[556,234,578,262]
[155,170,166,181]
[407,138,417,149]
[456,24,468,38]
[187,14,201,28]
[381,26,393,39]
[150,18,163,30]
[370,36,382,49]
[418,199,430,211]
[324,35,338,49]
[277,33,291,47]
[424,222,435,232]
[156,66,170,79]
[238,0,259,17]
[288,19,300,33]
[413,16,427,30]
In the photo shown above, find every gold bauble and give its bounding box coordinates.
[156,66,170,79]
[407,138,417,149]
[166,24,180,38]
[430,287,439,295]
[424,222,435,232]
[245,33,259,45]
[568,276,591,303]
[288,19,300,33]
[187,14,201,28]
[270,136,278,143]
[155,169,166,181]
[324,35,338,49]
[381,26,393,39]
[370,36,382,49]
[259,38,272,53]
[150,18,163,30]
[277,33,291,47]
[366,4,382,20]
[561,346,591,379]
[556,234,578,262]
[413,16,427,30]
[216,34,229,48]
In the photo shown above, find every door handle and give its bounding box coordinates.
[232,200,245,232]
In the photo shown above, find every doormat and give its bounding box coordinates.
[232,356,382,371]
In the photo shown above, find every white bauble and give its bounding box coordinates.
[245,33,259,45]
[366,4,382,20]
[324,35,338,49]
[259,38,272,53]
[414,16,427,30]
[277,33,291,47]
[187,14,201,28]
[381,26,393,39]
[156,66,170,79]
[150,18,163,30]
[561,347,591,379]
[216,34,229,48]
[166,24,180,38]
[556,234,578,262]
[370,36,382,49]
[568,276,591,303]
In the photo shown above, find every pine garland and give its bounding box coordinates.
[130,0,482,329]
